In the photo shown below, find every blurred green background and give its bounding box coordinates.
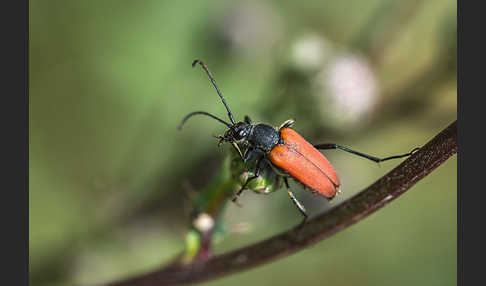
[30,0,456,285]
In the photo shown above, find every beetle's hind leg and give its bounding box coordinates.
[313,144,420,164]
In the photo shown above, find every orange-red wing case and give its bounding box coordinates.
[268,128,340,198]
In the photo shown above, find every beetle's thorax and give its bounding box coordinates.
[247,123,280,153]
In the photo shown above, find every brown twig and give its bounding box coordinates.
[104,121,457,286]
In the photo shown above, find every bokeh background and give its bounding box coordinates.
[30,0,457,285]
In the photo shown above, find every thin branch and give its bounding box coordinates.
[104,121,457,286]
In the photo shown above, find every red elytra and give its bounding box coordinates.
[269,127,340,198]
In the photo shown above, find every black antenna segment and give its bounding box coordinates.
[178,111,232,130]
[192,59,236,125]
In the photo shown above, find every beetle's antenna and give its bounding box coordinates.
[192,59,236,125]
[179,111,232,130]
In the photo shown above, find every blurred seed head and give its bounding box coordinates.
[313,53,379,129]
[216,3,283,56]
[193,212,215,233]
[290,34,333,71]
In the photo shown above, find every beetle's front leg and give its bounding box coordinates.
[231,142,245,161]
[232,155,265,205]
[242,146,256,162]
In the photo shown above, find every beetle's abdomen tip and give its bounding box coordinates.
[335,186,342,194]
[328,185,342,199]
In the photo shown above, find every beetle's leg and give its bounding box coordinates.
[313,144,420,163]
[214,134,225,147]
[231,142,245,161]
[242,147,255,162]
[284,178,308,220]
[232,156,265,204]
[244,115,252,124]
[275,175,282,190]
[279,119,296,130]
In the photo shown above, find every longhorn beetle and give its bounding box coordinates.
[179,59,419,220]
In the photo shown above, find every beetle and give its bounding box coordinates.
[179,59,419,219]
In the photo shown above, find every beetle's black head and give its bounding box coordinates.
[222,121,252,142]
